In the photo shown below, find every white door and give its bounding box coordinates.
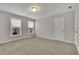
[54,16,64,41]
[74,10,79,52]
[74,21,78,43]
[74,15,79,44]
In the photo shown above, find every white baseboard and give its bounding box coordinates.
[37,35,74,44]
[0,36,33,44]
[36,35,55,40]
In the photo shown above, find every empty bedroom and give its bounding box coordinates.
[0,3,79,55]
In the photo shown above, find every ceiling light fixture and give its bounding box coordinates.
[32,7,37,12]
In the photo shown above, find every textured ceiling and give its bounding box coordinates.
[0,3,76,19]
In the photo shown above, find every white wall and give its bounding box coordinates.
[0,10,33,43]
[35,11,74,43]
[64,11,74,43]
[35,15,55,39]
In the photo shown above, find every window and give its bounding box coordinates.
[11,19,21,28]
[10,18,21,36]
[28,21,34,28]
[28,21,35,35]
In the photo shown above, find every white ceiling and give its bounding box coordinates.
[0,3,76,19]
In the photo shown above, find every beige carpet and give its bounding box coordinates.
[0,37,78,55]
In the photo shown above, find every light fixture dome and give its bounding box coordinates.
[32,7,37,12]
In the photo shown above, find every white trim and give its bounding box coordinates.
[37,35,74,44]
[75,44,79,53]
[0,36,33,44]
[74,41,79,53]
